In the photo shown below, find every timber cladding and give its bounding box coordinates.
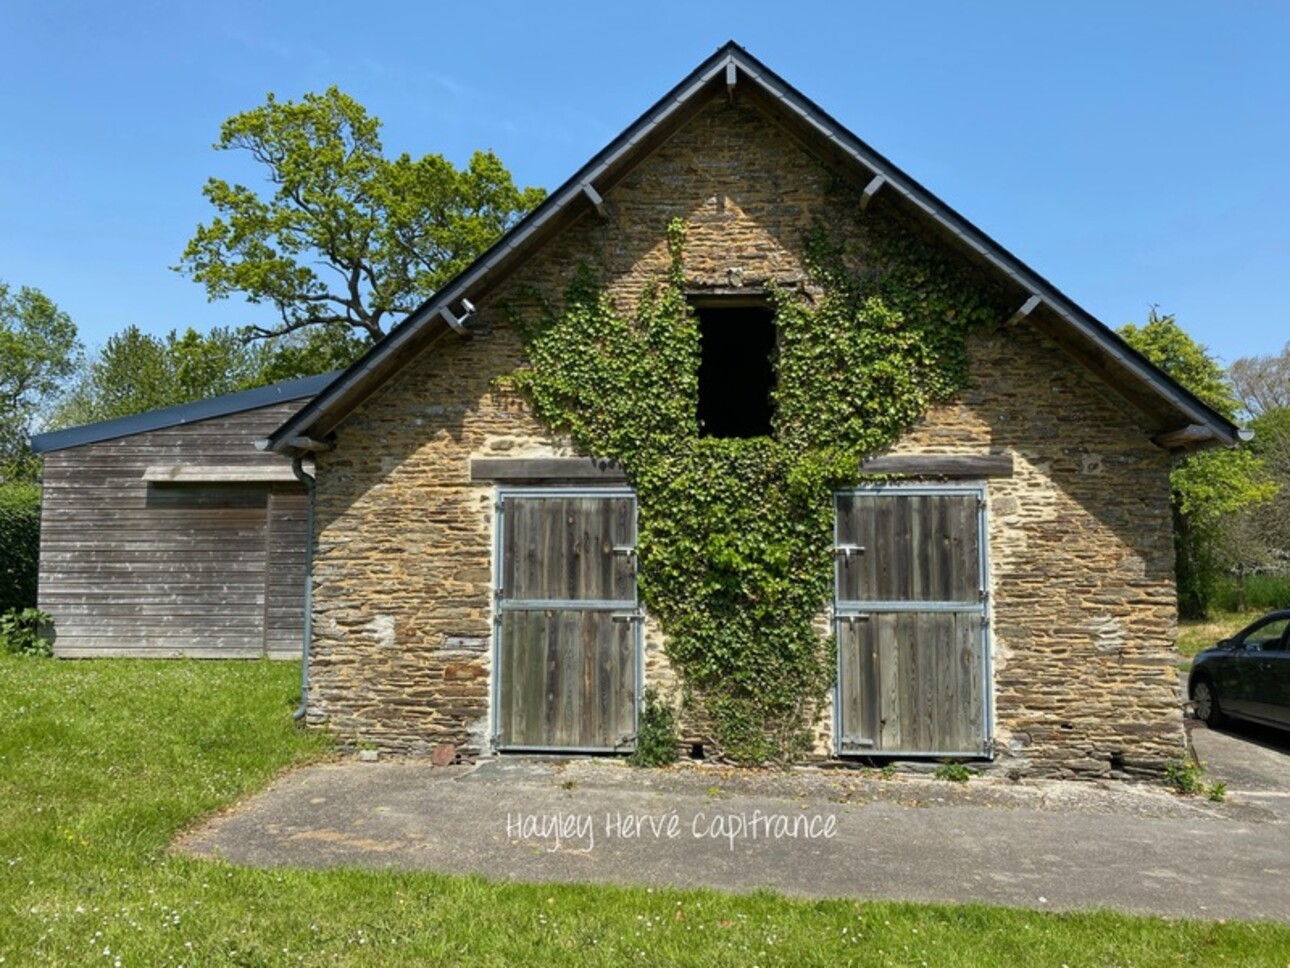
[304,87,1183,779]
[38,401,309,658]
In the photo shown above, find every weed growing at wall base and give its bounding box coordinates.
[0,606,51,657]
[628,687,680,767]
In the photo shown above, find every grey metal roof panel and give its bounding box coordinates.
[267,40,1240,452]
[30,371,337,454]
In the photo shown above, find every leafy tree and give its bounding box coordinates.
[1222,405,1290,599]
[1120,309,1241,417]
[1119,311,1276,617]
[54,325,267,427]
[176,87,545,343]
[1228,342,1290,418]
[1247,406,1290,478]
[0,282,81,482]
[0,281,78,613]
[251,321,365,385]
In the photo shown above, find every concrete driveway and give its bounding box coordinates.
[178,743,1290,923]
[1189,716,1290,818]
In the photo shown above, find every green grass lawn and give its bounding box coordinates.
[1177,611,1257,670]
[2,655,1289,966]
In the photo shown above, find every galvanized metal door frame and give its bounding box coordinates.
[832,481,994,758]
[490,485,642,753]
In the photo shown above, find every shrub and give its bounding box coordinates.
[0,607,52,657]
[628,688,679,767]
[1213,572,1290,613]
[0,482,40,612]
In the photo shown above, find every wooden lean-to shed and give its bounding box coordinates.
[31,374,331,658]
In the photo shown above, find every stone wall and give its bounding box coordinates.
[305,92,1182,775]
[885,324,1181,777]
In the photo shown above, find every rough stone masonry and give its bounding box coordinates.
[304,93,1182,778]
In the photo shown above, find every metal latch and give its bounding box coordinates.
[611,611,643,623]
[835,544,865,559]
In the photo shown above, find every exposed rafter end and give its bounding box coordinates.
[286,436,334,453]
[726,61,738,103]
[1153,424,1217,450]
[581,182,608,220]
[1005,294,1042,327]
[859,174,886,212]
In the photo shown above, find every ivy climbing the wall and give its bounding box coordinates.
[511,203,1008,764]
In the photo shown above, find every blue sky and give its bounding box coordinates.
[2,0,1287,367]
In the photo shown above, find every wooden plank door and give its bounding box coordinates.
[835,487,990,756]
[493,489,639,752]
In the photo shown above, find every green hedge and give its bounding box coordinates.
[1212,571,1290,614]
[0,483,40,612]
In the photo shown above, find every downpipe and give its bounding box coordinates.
[291,453,316,722]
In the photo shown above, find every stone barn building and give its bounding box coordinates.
[42,44,1241,778]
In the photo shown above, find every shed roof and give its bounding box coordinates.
[30,372,336,454]
[266,41,1240,455]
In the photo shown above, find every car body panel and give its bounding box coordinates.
[1250,648,1290,727]
[1189,609,1290,731]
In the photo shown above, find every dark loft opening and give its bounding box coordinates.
[695,304,776,438]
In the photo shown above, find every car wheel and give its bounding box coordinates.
[1192,677,1225,727]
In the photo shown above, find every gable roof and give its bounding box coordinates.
[31,372,335,454]
[266,42,1240,455]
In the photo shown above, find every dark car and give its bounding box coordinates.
[1189,609,1290,731]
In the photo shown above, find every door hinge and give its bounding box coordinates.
[835,544,865,559]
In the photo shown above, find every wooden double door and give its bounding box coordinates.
[835,486,992,757]
[493,489,640,752]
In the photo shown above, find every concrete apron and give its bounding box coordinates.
[177,741,1290,924]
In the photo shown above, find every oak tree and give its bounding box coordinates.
[176,87,545,343]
